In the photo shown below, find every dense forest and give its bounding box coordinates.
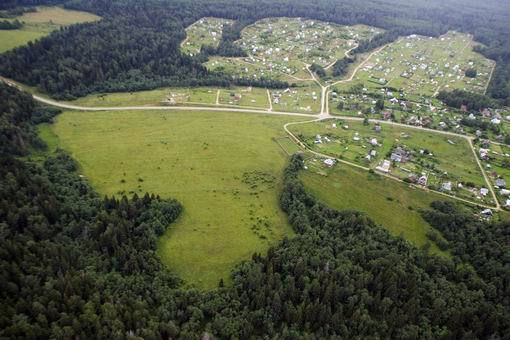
[1,82,510,337]
[0,0,510,102]
[437,89,499,111]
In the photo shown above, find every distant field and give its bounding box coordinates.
[41,110,300,289]
[300,159,450,255]
[0,6,100,53]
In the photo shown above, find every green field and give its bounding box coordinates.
[0,6,100,53]
[41,110,301,289]
[301,159,449,255]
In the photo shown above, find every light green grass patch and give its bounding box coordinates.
[43,110,301,289]
[0,6,100,53]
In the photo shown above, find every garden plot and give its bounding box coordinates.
[476,142,510,209]
[217,86,269,108]
[290,119,491,203]
[181,17,233,56]
[270,85,321,113]
[68,87,218,107]
[205,17,382,82]
[329,86,461,130]
[343,32,494,98]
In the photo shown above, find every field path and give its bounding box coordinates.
[266,89,273,111]
[1,71,502,211]
[329,39,399,87]
[324,42,359,70]
[215,89,220,105]
[468,137,500,209]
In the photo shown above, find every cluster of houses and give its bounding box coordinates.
[234,18,381,77]
[271,88,315,111]
[358,32,493,97]
[183,18,232,56]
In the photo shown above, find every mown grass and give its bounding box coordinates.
[41,110,301,289]
[300,160,450,256]
[0,6,100,53]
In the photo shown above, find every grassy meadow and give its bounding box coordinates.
[0,6,100,53]
[41,109,301,289]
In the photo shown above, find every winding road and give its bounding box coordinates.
[1,47,502,212]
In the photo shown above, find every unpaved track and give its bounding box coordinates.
[1,43,501,211]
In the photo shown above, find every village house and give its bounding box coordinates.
[390,147,411,163]
[495,178,506,188]
[480,209,493,218]
[418,175,428,186]
[500,189,510,196]
[479,148,490,160]
[376,159,391,173]
[442,181,452,191]
[480,188,489,197]
[324,158,335,167]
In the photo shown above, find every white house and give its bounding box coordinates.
[324,158,335,167]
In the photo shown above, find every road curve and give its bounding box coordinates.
[31,93,319,118]
[1,77,502,210]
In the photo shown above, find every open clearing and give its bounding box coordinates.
[204,17,382,81]
[181,17,233,56]
[0,6,100,53]
[41,110,301,289]
[301,158,450,255]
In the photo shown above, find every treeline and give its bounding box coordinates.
[1,0,510,101]
[437,89,499,111]
[332,56,355,77]
[0,0,59,11]
[2,83,510,337]
[0,82,59,155]
[0,19,22,29]
[421,201,510,307]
